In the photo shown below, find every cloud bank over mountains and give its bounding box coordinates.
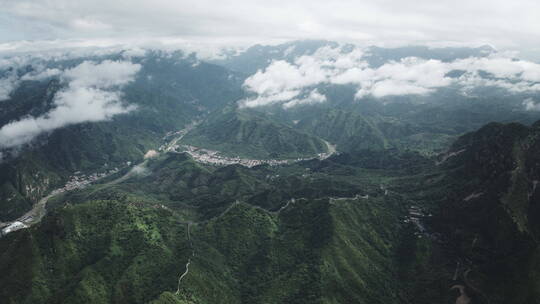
[239,45,540,108]
[0,73,19,101]
[0,42,539,149]
[523,98,540,111]
[2,0,539,58]
[0,60,140,149]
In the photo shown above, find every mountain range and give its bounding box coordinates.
[0,40,539,304]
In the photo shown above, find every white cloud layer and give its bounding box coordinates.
[0,74,19,101]
[1,0,539,57]
[0,60,140,149]
[282,89,327,109]
[523,98,540,111]
[240,45,540,108]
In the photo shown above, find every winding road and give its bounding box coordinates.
[2,161,142,236]
[2,188,75,236]
[175,259,191,295]
[463,269,491,304]
[451,285,471,304]
[175,222,194,295]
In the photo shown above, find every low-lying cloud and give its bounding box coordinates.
[282,89,327,109]
[523,98,540,111]
[240,45,540,108]
[2,0,540,60]
[0,75,19,101]
[0,60,140,149]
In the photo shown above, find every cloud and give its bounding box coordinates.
[334,57,453,98]
[450,56,540,82]
[239,44,540,108]
[282,89,327,109]
[0,56,32,101]
[0,47,141,100]
[1,0,540,55]
[239,58,328,108]
[243,60,326,95]
[0,75,19,101]
[523,98,540,111]
[0,36,245,68]
[240,89,301,108]
[61,60,141,87]
[240,46,363,107]
[121,47,147,59]
[20,68,62,81]
[356,80,432,98]
[0,60,140,149]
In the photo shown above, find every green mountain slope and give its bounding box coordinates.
[2,43,540,304]
[0,52,244,221]
[210,40,337,75]
[296,109,389,152]
[0,200,191,304]
[0,150,411,304]
[2,118,540,303]
[182,108,328,159]
[396,120,540,304]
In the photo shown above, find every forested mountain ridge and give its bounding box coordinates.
[1,119,539,303]
[1,41,540,303]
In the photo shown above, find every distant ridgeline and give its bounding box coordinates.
[0,41,540,303]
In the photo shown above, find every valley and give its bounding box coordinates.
[0,168,121,236]
[160,117,337,167]
[0,40,539,304]
[167,140,336,168]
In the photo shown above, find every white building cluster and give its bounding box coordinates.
[61,169,119,192]
[158,122,337,168]
[0,168,120,237]
[169,143,337,168]
[180,145,290,167]
[403,205,434,237]
[1,221,27,236]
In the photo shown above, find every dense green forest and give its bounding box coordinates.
[1,41,540,303]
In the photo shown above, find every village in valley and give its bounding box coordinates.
[2,122,337,237]
[0,168,119,237]
[164,144,336,167]
[155,120,338,168]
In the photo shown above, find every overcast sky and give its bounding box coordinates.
[0,0,539,59]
